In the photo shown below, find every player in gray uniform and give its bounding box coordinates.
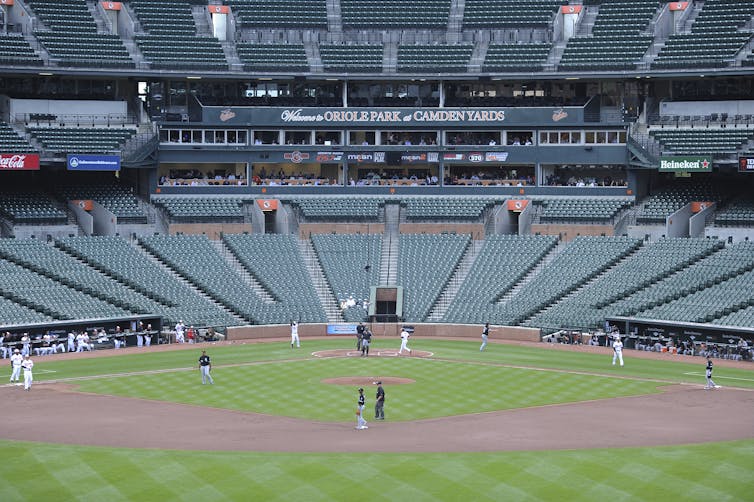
[199,350,214,385]
[361,328,372,357]
[704,356,720,390]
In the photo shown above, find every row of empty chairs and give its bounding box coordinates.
[0,192,67,225]
[154,198,244,222]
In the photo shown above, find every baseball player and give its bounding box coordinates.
[22,354,33,391]
[356,387,367,429]
[612,334,624,366]
[361,328,372,357]
[198,350,214,385]
[399,327,411,355]
[356,322,365,350]
[290,320,300,348]
[9,349,22,383]
[480,322,498,351]
[704,356,720,390]
[175,321,185,344]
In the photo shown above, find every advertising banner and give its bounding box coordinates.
[204,106,585,127]
[507,200,529,212]
[208,5,229,14]
[0,154,39,170]
[739,157,754,172]
[100,1,121,10]
[326,324,359,335]
[669,2,689,11]
[658,156,712,172]
[72,200,94,211]
[690,201,713,213]
[67,155,121,171]
[560,5,582,14]
[256,199,279,211]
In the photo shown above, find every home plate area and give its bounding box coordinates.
[312,348,433,358]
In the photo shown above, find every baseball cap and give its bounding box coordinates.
[14,349,19,353]
[376,381,382,385]
[358,388,364,392]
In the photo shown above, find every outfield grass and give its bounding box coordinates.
[1,439,752,501]
[3,339,753,501]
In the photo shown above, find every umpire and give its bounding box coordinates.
[375,381,385,420]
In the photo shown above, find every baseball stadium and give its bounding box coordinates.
[1,0,754,500]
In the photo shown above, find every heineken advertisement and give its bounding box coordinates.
[204,106,585,127]
[658,156,712,172]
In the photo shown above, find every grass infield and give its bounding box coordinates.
[1,338,753,501]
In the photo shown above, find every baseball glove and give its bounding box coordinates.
[355,409,361,416]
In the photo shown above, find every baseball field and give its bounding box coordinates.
[1,337,753,501]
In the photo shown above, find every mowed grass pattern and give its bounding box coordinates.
[72,356,660,421]
[1,439,753,501]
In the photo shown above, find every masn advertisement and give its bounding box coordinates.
[67,155,121,171]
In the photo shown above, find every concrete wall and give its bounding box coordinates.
[227,323,541,343]
[530,223,614,241]
[168,223,253,240]
[399,223,485,239]
[68,201,93,235]
[11,224,79,240]
[689,204,715,238]
[91,201,117,236]
[298,223,385,239]
[666,204,692,238]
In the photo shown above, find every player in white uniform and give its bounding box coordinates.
[9,349,23,383]
[22,355,33,390]
[175,321,185,344]
[399,328,411,355]
[612,335,624,366]
[290,320,300,348]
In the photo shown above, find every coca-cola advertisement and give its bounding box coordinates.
[0,154,40,170]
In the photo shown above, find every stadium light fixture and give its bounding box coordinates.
[186,76,202,80]
[38,72,53,76]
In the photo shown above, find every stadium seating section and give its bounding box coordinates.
[153,197,243,222]
[0,191,68,225]
[0,122,36,153]
[227,0,327,28]
[714,197,754,227]
[652,0,754,69]
[311,234,381,322]
[397,45,474,73]
[637,183,726,224]
[559,0,657,71]
[27,0,133,68]
[443,234,557,324]
[0,34,43,66]
[341,0,451,29]
[236,43,308,72]
[289,198,385,221]
[57,236,240,327]
[401,198,496,220]
[54,182,147,223]
[222,233,327,323]
[397,233,470,322]
[463,0,563,28]
[319,45,384,73]
[27,127,137,156]
[131,0,228,70]
[650,128,754,156]
[483,43,552,73]
[536,198,631,224]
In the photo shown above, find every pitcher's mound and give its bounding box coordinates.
[322,376,415,386]
[313,349,433,358]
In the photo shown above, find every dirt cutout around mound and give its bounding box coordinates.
[313,349,433,358]
[322,376,415,386]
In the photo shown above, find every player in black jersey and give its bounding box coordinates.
[356,388,367,429]
[199,350,214,385]
[704,356,719,390]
